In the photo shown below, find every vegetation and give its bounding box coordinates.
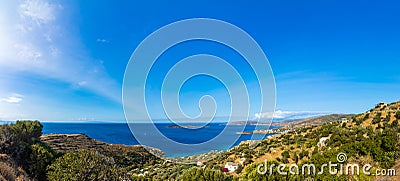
[396,111,400,119]
[0,121,160,180]
[206,101,400,180]
[0,154,30,181]
[47,150,123,181]
[41,134,161,168]
[178,167,231,181]
[1,100,400,180]
[0,120,54,180]
[29,143,57,180]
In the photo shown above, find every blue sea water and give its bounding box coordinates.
[42,122,278,157]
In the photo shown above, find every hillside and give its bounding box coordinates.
[0,154,30,181]
[124,101,399,180]
[41,134,163,168]
[198,100,400,180]
[272,114,354,129]
[2,101,399,180]
[0,121,164,180]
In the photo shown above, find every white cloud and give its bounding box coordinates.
[1,93,24,103]
[19,0,56,25]
[255,110,327,120]
[96,38,108,43]
[78,81,87,86]
[14,43,42,62]
[0,1,121,103]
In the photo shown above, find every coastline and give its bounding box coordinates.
[41,122,278,157]
[40,132,276,163]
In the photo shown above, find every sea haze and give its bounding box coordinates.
[42,123,279,157]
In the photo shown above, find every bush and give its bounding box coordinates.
[312,147,319,155]
[0,162,16,181]
[29,143,57,180]
[10,120,42,144]
[299,150,309,159]
[235,164,243,174]
[281,157,289,164]
[0,120,47,178]
[372,114,381,124]
[293,153,299,164]
[178,167,231,181]
[281,151,290,159]
[0,154,30,181]
[395,111,400,119]
[47,150,124,181]
[391,119,398,127]
[355,118,363,126]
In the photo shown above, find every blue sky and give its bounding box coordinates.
[0,0,399,122]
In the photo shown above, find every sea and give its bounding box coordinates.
[42,122,278,158]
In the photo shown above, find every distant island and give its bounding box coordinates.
[227,120,271,126]
[166,125,209,129]
[235,131,252,135]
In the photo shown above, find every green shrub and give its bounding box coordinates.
[47,150,124,181]
[395,111,400,119]
[0,120,47,179]
[178,167,231,181]
[281,150,290,159]
[372,114,381,124]
[29,143,57,180]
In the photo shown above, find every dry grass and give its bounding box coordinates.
[0,154,30,181]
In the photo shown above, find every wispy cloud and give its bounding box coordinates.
[1,93,24,103]
[19,0,57,25]
[14,43,42,62]
[0,0,121,103]
[78,81,87,86]
[96,38,108,43]
[255,110,327,120]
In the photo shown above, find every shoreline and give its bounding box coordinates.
[41,132,279,160]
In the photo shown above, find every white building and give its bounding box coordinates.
[318,137,329,148]
[224,162,238,172]
[197,160,206,166]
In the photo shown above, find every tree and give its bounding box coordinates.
[395,111,400,119]
[372,114,381,124]
[380,129,397,152]
[235,164,243,174]
[178,167,231,181]
[10,120,43,144]
[377,123,382,129]
[293,153,299,164]
[281,157,289,164]
[299,150,309,159]
[355,118,363,126]
[0,120,44,172]
[364,113,370,120]
[29,143,56,181]
[312,147,319,155]
[391,119,398,128]
[281,150,290,159]
[384,114,391,122]
[47,150,124,181]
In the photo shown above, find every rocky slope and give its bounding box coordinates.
[41,134,163,167]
